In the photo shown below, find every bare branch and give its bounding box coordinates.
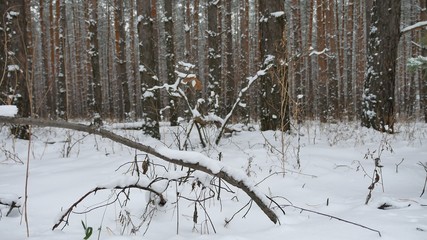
[283,204,382,237]
[52,183,165,230]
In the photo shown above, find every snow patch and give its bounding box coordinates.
[7,65,20,72]
[271,11,285,18]
[0,105,18,117]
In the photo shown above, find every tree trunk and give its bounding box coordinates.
[138,0,161,139]
[164,0,179,126]
[114,0,130,120]
[0,1,30,116]
[420,0,427,122]
[56,0,68,120]
[207,0,222,115]
[345,0,355,120]
[325,0,339,120]
[259,0,290,131]
[239,0,250,123]
[291,0,303,121]
[316,0,328,123]
[361,0,401,133]
[0,0,32,139]
[87,0,103,123]
[225,0,234,117]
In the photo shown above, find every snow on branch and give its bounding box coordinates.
[401,21,427,34]
[309,48,330,57]
[0,116,279,224]
[0,193,21,217]
[215,63,274,145]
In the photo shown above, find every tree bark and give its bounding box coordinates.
[316,0,328,123]
[420,0,427,122]
[0,116,279,224]
[56,0,68,120]
[164,0,179,126]
[0,0,32,139]
[138,0,161,139]
[114,0,130,120]
[0,0,31,117]
[87,0,103,122]
[361,0,401,133]
[207,0,222,115]
[259,0,290,131]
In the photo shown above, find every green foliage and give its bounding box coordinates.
[407,55,427,72]
[81,220,93,240]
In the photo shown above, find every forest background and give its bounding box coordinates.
[0,0,426,136]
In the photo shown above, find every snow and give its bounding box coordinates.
[142,91,154,99]
[0,105,18,116]
[178,61,195,70]
[0,122,426,240]
[139,65,147,72]
[7,65,20,72]
[401,21,427,33]
[309,48,329,56]
[270,11,285,18]
[9,11,20,17]
[264,55,275,65]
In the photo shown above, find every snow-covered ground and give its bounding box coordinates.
[0,121,426,240]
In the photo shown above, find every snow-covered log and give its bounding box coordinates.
[0,116,279,224]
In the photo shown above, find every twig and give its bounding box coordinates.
[0,198,21,216]
[395,158,404,173]
[419,162,427,197]
[224,200,252,227]
[197,201,216,233]
[23,126,32,237]
[255,171,317,187]
[283,204,382,237]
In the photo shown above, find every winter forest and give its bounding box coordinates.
[0,0,425,131]
[1,0,427,240]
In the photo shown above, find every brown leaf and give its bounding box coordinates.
[193,204,198,224]
[142,160,149,174]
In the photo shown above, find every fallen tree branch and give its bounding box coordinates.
[0,116,278,224]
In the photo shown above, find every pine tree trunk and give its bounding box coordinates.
[225,0,234,117]
[345,0,355,120]
[420,0,427,123]
[164,0,179,126]
[291,0,303,121]
[114,0,130,120]
[138,0,160,139]
[259,0,290,131]
[361,0,401,133]
[56,0,68,120]
[0,0,32,139]
[0,1,31,117]
[207,0,222,115]
[88,0,103,123]
[325,0,339,120]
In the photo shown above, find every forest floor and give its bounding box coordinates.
[0,121,426,240]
